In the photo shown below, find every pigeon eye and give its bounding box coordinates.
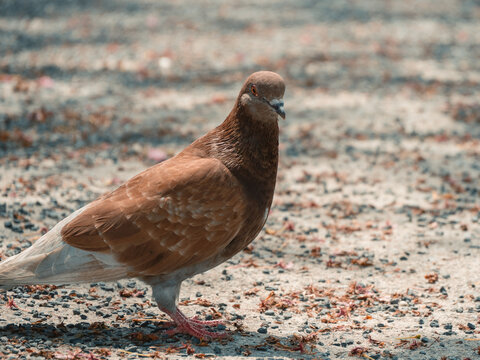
[251,85,258,97]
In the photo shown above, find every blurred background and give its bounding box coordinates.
[1,1,480,359]
[1,0,479,159]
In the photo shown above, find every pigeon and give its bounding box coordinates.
[0,71,286,339]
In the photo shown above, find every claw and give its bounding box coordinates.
[165,323,226,339]
[190,316,225,326]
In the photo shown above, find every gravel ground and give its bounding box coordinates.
[1,0,480,359]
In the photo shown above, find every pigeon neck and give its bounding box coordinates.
[211,104,279,201]
[225,104,277,157]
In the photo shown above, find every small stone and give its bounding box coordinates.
[11,225,23,233]
[257,327,267,334]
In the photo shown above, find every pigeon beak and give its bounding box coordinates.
[269,98,286,119]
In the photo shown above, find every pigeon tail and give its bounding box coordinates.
[0,207,128,288]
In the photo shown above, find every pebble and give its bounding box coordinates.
[257,327,268,334]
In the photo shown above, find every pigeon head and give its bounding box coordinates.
[239,71,286,121]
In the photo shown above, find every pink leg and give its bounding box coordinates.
[161,307,227,340]
[158,315,224,328]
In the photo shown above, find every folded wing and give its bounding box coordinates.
[61,155,247,277]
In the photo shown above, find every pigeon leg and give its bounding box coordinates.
[158,314,224,329]
[151,283,227,339]
[162,307,227,339]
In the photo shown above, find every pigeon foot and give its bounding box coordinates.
[163,308,227,340]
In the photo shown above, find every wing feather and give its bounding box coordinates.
[61,155,247,276]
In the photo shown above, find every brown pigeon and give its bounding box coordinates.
[0,71,286,339]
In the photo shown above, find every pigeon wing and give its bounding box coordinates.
[61,156,247,276]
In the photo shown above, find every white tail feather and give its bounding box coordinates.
[0,206,128,287]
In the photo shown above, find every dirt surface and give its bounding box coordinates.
[1,0,480,359]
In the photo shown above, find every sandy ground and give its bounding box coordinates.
[1,0,480,359]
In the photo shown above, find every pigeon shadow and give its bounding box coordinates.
[1,321,478,359]
[0,321,324,359]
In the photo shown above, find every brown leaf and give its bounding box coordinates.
[425,273,439,284]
